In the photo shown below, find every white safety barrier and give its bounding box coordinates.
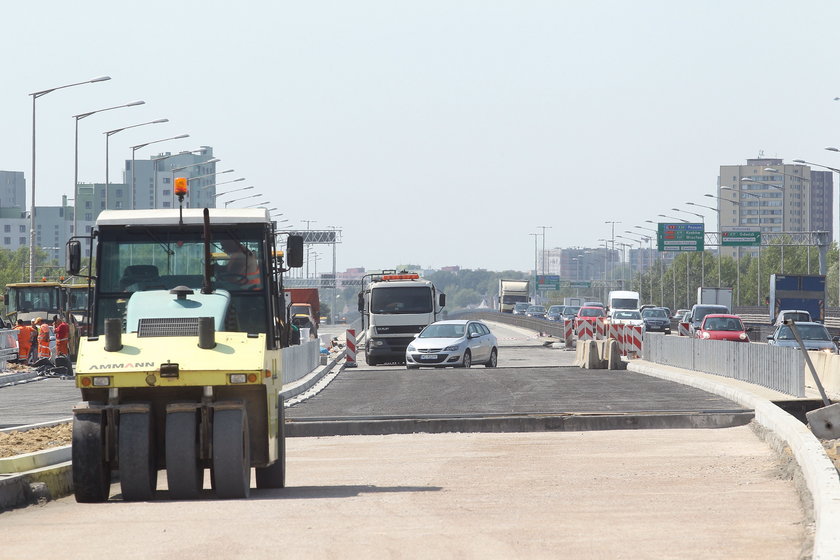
[345,329,357,368]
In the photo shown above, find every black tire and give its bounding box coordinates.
[461,350,472,369]
[165,410,203,499]
[484,348,498,368]
[118,411,157,501]
[256,398,286,489]
[213,408,251,499]
[72,412,111,503]
[365,354,378,366]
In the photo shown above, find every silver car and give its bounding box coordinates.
[766,322,839,353]
[405,319,498,369]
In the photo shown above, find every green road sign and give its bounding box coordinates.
[657,222,704,252]
[721,230,761,246]
[569,281,591,288]
[537,274,561,290]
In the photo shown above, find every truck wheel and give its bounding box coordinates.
[484,348,498,368]
[72,411,111,503]
[119,410,157,501]
[256,398,286,489]
[213,408,251,499]
[166,410,203,499]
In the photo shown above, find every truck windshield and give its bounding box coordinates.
[8,286,61,313]
[502,295,528,304]
[66,288,89,311]
[371,286,432,314]
[611,298,638,309]
[94,226,268,334]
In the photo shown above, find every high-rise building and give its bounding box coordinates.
[717,158,831,258]
[125,147,216,209]
[0,171,26,208]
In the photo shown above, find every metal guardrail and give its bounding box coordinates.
[642,333,805,397]
[447,310,566,338]
[0,328,17,371]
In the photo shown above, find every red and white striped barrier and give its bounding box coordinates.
[607,323,624,349]
[563,319,575,349]
[624,326,643,358]
[677,322,690,337]
[575,318,595,341]
[595,318,606,339]
[345,329,357,368]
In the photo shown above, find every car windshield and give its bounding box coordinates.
[704,317,743,331]
[777,324,831,341]
[563,307,580,315]
[528,306,545,312]
[579,307,604,317]
[514,303,530,311]
[548,306,563,313]
[420,323,465,339]
[615,311,640,319]
[782,312,811,323]
[642,308,668,318]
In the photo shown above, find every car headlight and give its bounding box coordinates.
[739,333,747,340]
[702,332,710,339]
[821,348,835,353]
[443,344,460,352]
[407,344,416,352]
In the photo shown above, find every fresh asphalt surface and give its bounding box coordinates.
[0,322,747,430]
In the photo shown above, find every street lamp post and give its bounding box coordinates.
[212,185,254,200]
[537,225,551,276]
[604,221,621,285]
[672,207,706,286]
[721,186,762,305]
[130,134,190,209]
[104,119,168,210]
[224,194,263,208]
[29,75,111,281]
[635,225,662,304]
[686,201,723,287]
[72,100,144,237]
[529,233,539,302]
[243,200,271,208]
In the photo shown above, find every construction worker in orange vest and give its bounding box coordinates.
[15,319,33,362]
[54,315,69,357]
[35,317,51,360]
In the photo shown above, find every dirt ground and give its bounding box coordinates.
[0,423,71,457]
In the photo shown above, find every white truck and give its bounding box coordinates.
[498,279,530,313]
[358,272,446,366]
[563,297,584,307]
[696,287,733,310]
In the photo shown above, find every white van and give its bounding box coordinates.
[607,290,640,313]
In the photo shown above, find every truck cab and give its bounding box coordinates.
[359,272,445,365]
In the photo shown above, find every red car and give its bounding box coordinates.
[695,314,750,342]
[577,306,606,319]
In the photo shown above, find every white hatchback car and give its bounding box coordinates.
[405,319,498,369]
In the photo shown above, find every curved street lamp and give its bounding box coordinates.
[72,100,145,236]
[29,75,111,281]
[104,118,169,209]
[130,134,190,209]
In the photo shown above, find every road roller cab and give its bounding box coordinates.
[66,205,303,502]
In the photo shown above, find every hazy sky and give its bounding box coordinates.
[2,1,839,273]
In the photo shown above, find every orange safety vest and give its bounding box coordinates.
[37,324,51,358]
[16,325,32,360]
[55,322,69,356]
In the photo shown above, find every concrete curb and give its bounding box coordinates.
[0,461,73,512]
[629,360,840,559]
[281,350,345,402]
[0,370,39,387]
